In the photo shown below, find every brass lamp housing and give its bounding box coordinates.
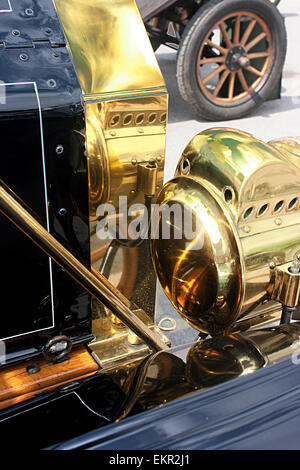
[151,129,300,335]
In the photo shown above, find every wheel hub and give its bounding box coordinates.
[226,46,250,71]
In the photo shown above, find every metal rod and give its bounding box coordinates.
[280,305,296,325]
[0,183,168,353]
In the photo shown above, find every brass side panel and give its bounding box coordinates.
[87,96,167,216]
[54,0,168,367]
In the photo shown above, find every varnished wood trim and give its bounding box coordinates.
[0,345,99,411]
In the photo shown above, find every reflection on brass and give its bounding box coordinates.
[186,322,300,389]
[109,322,300,417]
[268,260,300,308]
[152,129,300,335]
[85,98,167,216]
[54,0,165,97]
[229,301,282,333]
[0,182,168,354]
[116,351,191,419]
[54,0,168,367]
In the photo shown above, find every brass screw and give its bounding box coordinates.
[242,225,251,233]
[269,261,276,269]
[275,218,282,226]
[156,155,162,162]
[131,159,137,165]
[109,131,116,137]
[138,128,144,134]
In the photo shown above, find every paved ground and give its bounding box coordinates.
[154,0,300,345]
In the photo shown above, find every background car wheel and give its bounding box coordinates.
[176,0,286,121]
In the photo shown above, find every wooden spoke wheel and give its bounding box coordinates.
[177,0,286,121]
[197,12,272,103]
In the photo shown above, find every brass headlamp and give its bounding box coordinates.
[151,129,300,335]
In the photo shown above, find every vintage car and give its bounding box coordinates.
[137,0,286,120]
[0,0,300,451]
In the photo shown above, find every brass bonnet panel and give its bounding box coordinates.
[53,0,165,97]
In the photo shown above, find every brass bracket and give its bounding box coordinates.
[137,161,158,196]
[267,260,300,308]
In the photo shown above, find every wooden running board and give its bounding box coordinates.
[0,346,99,411]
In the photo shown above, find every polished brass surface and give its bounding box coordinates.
[229,301,282,333]
[0,182,168,354]
[186,322,300,389]
[269,137,300,166]
[86,98,167,218]
[54,0,165,96]
[106,322,300,417]
[54,0,168,366]
[137,161,158,196]
[151,177,244,335]
[152,129,300,335]
[268,261,300,308]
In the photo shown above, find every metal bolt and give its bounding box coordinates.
[12,29,20,36]
[242,225,251,233]
[109,131,116,137]
[131,159,137,165]
[55,144,64,155]
[269,261,276,269]
[275,218,282,226]
[19,53,28,61]
[58,208,67,216]
[138,128,144,134]
[25,8,34,16]
[156,155,162,162]
[238,56,250,68]
[49,340,68,353]
[45,28,52,35]
[47,79,57,88]
[26,364,40,375]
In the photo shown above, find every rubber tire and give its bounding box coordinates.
[176,0,286,121]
